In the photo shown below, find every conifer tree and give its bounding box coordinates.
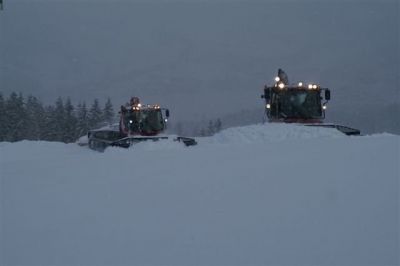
[0,93,6,141]
[53,97,66,141]
[25,95,46,140]
[88,99,103,129]
[63,98,78,143]
[102,97,114,125]
[207,120,215,136]
[5,92,26,142]
[43,105,58,141]
[215,118,222,133]
[76,102,90,137]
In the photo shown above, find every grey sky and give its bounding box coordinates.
[0,0,399,124]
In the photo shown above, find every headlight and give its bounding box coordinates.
[266,104,271,109]
[298,82,303,87]
[322,105,327,110]
[308,84,313,89]
[129,120,133,124]
[278,83,285,89]
[312,84,318,89]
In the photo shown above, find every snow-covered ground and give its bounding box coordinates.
[1,124,399,266]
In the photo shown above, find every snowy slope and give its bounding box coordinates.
[1,124,399,266]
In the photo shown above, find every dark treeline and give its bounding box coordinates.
[0,91,225,143]
[0,92,115,143]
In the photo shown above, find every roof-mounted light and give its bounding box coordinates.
[275,76,280,82]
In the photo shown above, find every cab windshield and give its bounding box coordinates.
[123,109,165,134]
[139,109,165,132]
[275,90,322,119]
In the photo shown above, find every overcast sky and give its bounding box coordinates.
[0,0,398,123]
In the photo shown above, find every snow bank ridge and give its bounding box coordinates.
[205,123,346,145]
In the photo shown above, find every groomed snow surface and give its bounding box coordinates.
[1,124,399,266]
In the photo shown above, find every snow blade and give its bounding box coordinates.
[174,136,198,146]
[87,129,197,152]
[305,124,361,136]
[88,135,166,152]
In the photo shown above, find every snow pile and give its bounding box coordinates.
[203,123,345,145]
[1,124,399,266]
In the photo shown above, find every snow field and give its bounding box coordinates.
[1,124,399,265]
